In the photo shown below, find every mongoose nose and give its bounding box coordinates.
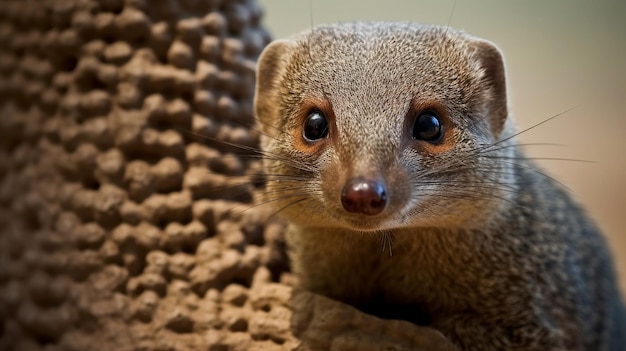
[341,178,388,216]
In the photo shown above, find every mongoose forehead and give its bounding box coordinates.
[288,22,484,105]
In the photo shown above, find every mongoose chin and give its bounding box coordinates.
[254,22,626,351]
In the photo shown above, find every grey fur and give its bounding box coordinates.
[254,22,625,350]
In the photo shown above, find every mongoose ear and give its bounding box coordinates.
[472,39,508,137]
[254,39,296,135]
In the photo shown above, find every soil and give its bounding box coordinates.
[0,0,450,350]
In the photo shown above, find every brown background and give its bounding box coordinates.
[258,0,626,292]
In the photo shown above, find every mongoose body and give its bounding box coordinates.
[253,22,625,350]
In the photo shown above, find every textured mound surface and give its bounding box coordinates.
[0,1,447,350]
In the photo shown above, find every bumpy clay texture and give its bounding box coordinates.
[0,1,447,350]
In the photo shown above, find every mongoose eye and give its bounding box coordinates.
[412,111,443,143]
[303,110,329,141]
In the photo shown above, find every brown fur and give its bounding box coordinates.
[254,22,625,350]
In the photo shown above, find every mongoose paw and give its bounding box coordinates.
[290,290,458,350]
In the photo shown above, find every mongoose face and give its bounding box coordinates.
[255,22,514,232]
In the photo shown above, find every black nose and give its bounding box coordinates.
[341,178,388,216]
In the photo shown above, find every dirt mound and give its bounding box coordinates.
[0,1,446,350]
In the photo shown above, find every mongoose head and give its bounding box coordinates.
[254,22,515,232]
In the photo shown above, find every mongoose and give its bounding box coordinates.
[253,22,626,350]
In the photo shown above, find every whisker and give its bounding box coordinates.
[444,0,458,35]
[480,107,576,153]
[481,156,595,164]
[380,230,394,256]
[268,197,313,220]
[474,142,565,154]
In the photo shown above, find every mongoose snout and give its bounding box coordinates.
[340,177,389,215]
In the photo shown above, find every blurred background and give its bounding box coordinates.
[258,0,626,292]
